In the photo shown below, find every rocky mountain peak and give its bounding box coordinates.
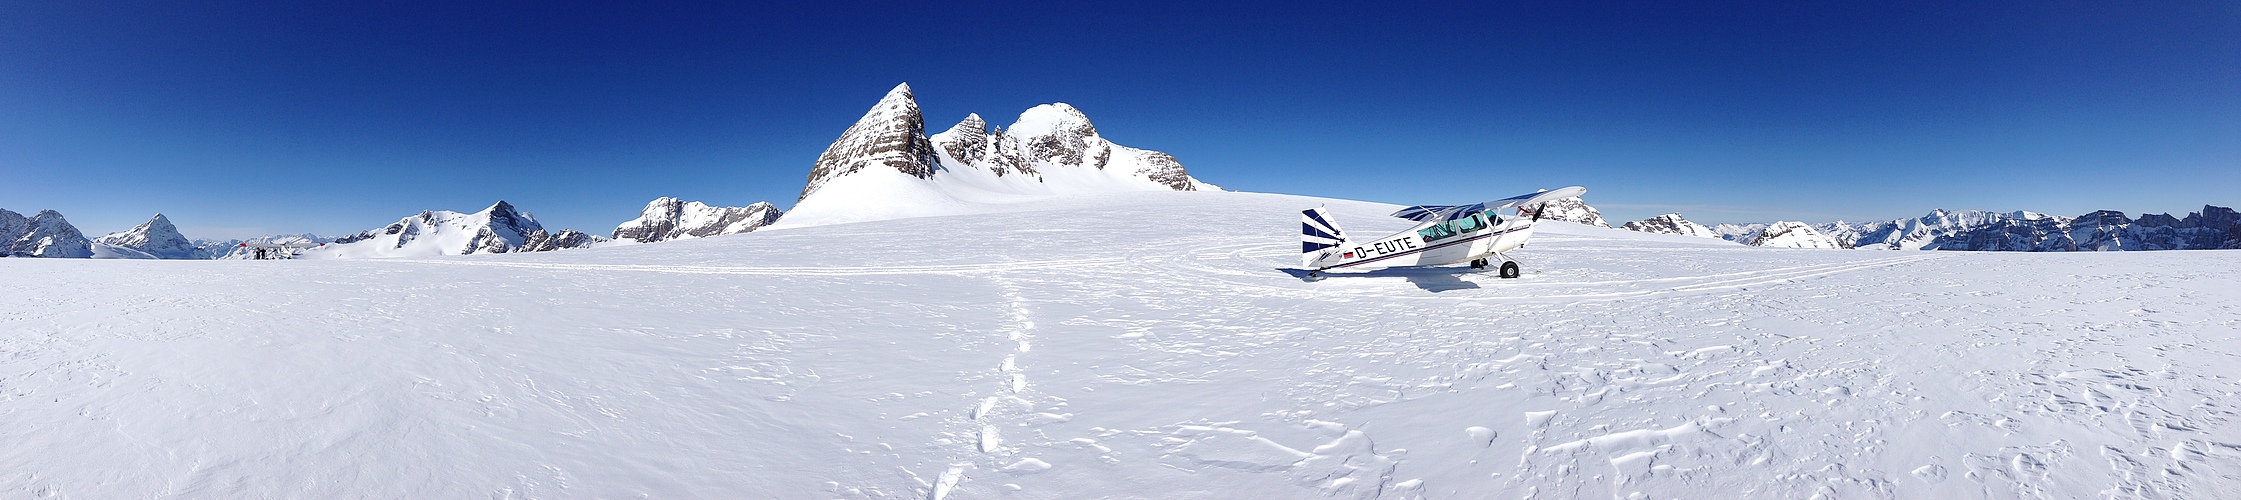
[96,213,209,259]
[4,209,93,258]
[947,113,988,135]
[1533,197,1610,227]
[799,82,937,201]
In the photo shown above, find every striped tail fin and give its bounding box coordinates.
[1301,207,1345,267]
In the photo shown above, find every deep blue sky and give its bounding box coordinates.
[4,1,2235,238]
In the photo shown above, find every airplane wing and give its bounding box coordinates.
[1488,186,1586,211]
[1390,203,1485,222]
[1389,186,1587,221]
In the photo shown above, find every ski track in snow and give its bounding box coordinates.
[3,191,2238,499]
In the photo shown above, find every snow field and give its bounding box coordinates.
[3,191,2237,498]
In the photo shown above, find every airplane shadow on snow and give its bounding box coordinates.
[1276,267,1486,292]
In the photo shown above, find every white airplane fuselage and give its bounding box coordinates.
[1306,211,1535,272]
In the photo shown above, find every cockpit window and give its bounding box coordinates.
[1418,222,1459,242]
[1455,213,1487,232]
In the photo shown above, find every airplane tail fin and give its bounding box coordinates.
[1301,206,1345,267]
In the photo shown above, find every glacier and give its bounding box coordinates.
[3,191,2236,499]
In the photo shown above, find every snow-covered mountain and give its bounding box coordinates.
[310,201,602,258]
[93,214,210,259]
[1534,196,1609,227]
[1,208,93,258]
[612,197,781,243]
[776,83,1216,228]
[1745,221,1845,248]
[1707,223,1767,244]
[1621,213,1719,238]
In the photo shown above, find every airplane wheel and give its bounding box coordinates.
[1499,261,1520,279]
[1471,258,1488,269]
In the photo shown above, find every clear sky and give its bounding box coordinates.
[4,1,2236,239]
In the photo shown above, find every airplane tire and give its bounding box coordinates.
[1471,258,1488,269]
[1499,261,1520,279]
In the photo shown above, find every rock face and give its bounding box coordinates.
[2,209,94,258]
[779,83,1217,228]
[319,201,603,258]
[95,214,210,259]
[612,197,782,243]
[522,229,601,252]
[800,83,938,201]
[1623,213,1719,238]
[1746,221,1845,249]
[1533,197,1609,227]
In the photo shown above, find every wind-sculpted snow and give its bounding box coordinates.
[3,191,2237,498]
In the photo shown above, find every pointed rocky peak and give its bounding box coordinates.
[800,82,937,201]
[944,113,988,136]
[96,213,207,259]
[932,114,995,167]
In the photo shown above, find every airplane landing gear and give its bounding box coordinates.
[1470,258,1489,269]
[1499,261,1521,279]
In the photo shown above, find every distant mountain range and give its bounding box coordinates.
[1622,206,2241,251]
[6,82,2232,258]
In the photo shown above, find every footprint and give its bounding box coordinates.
[1910,463,1946,483]
[1466,426,1498,447]
[979,425,1002,453]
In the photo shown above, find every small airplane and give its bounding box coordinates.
[1299,186,1586,280]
